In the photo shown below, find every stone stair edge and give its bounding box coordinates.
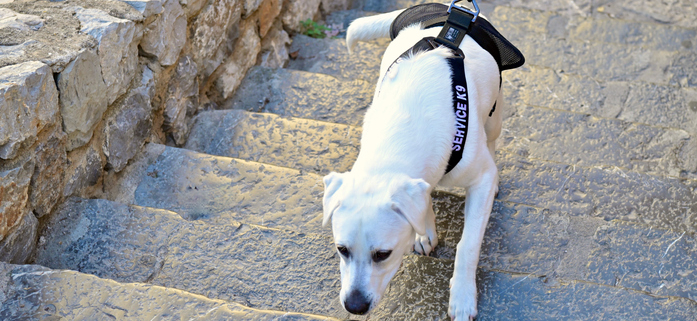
[197,105,697,184]
[0,261,341,320]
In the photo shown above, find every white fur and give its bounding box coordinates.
[325,8,503,320]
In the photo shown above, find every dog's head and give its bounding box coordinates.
[322,171,430,315]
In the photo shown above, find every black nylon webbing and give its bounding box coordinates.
[445,57,468,174]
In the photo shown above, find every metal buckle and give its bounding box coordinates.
[447,0,480,23]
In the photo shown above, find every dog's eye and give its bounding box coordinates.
[372,250,392,263]
[337,245,350,258]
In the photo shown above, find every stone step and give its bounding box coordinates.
[287,34,389,83]
[107,141,697,300]
[0,262,339,320]
[185,110,361,175]
[222,69,697,177]
[182,109,697,234]
[33,197,350,318]
[33,197,697,318]
[106,143,327,234]
[221,66,373,126]
[373,256,697,320]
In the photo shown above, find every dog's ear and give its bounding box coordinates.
[389,176,431,235]
[323,172,347,227]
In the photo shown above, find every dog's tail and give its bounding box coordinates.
[346,9,404,54]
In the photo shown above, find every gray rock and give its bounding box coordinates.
[0,8,44,31]
[190,0,242,79]
[75,7,139,104]
[63,144,103,198]
[0,154,34,243]
[119,0,164,19]
[56,49,109,151]
[140,0,186,66]
[259,24,290,68]
[103,67,154,172]
[0,61,59,160]
[0,262,340,320]
[163,55,198,145]
[29,128,67,217]
[282,0,322,32]
[242,0,264,16]
[178,0,206,17]
[0,209,36,264]
[211,19,261,102]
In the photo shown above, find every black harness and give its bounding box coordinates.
[387,2,525,174]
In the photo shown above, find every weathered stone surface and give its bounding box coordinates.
[57,49,108,151]
[242,0,263,16]
[185,110,361,174]
[287,34,388,82]
[190,0,242,79]
[320,0,351,13]
[75,7,139,104]
[500,104,693,177]
[29,129,67,217]
[120,0,164,19]
[225,66,374,126]
[0,155,33,242]
[257,0,281,37]
[119,144,327,232]
[0,262,340,320]
[34,197,348,318]
[281,0,321,32]
[140,0,186,66]
[163,55,199,145]
[178,0,206,17]
[259,23,290,68]
[370,256,697,320]
[103,66,154,172]
[0,209,36,264]
[211,18,261,103]
[0,8,43,31]
[63,143,103,198]
[0,61,59,160]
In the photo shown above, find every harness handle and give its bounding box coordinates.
[448,0,480,23]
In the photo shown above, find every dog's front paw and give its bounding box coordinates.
[413,233,438,255]
[448,277,478,320]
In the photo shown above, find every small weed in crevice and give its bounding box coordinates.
[300,19,330,38]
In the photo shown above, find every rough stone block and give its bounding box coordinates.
[211,19,261,102]
[29,129,67,218]
[163,56,199,145]
[242,0,263,16]
[257,0,281,37]
[75,7,139,104]
[119,0,164,19]
[56,49,108,151]
[0,8,44,31]
[259,23,290,68]
[190,0,242,79]
[0,61,59,160]
[103,67,154,172]
[63,144,103,198]
[320,0,350,13]
[282,0,322,32]
[0,209,36,264]
[140,0,186,66]
[179,0,206,17]
[0,155,34,243]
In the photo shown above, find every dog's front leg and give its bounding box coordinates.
[449,168,498,320]
[414,195,438,255]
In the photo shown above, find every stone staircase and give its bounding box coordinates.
[3,1,697,320]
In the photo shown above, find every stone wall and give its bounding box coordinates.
[0,0,351,263]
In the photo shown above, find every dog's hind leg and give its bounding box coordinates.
[414,195,438,256]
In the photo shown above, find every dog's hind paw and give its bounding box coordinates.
[413,233,438,256]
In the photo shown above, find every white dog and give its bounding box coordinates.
[322,5,503,321]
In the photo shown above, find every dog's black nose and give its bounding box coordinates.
[344,290,371,315]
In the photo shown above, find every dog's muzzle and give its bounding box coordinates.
[344,289,371,315]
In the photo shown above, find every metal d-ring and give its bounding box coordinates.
[447,0,480,23]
